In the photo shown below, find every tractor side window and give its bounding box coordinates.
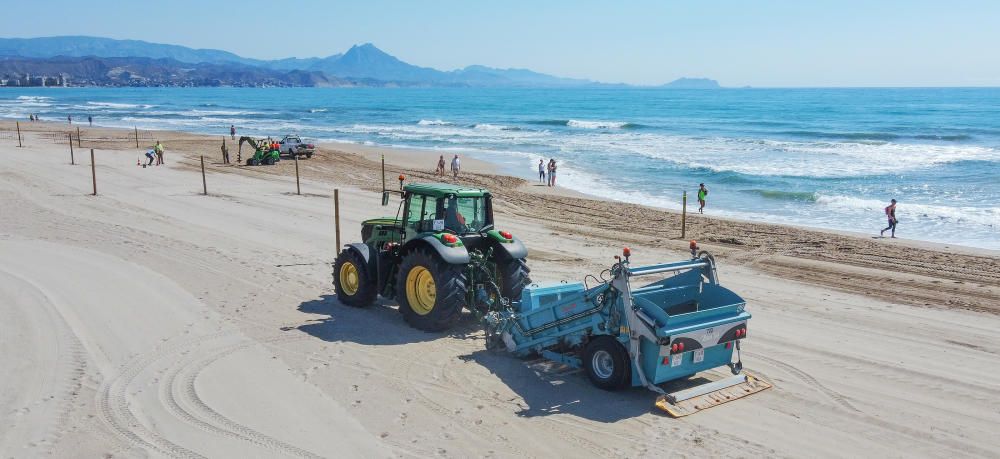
[406,195,435,231]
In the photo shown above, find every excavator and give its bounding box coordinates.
[237,136,280,166]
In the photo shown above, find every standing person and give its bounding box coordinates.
[88,115,93,126]
[154,140,164,166]
[230,125,236,140]
[436,155,446,175]
[451,154,461,179]
[697,183,709,214]
[538,159,546,184]
[881,199,898,238]
[67,115,72,124]
[547,159,557,187]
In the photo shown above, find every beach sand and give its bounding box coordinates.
[2,121,999,457]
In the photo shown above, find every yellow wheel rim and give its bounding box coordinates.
[406,266,437,315]
[339,262,360,296]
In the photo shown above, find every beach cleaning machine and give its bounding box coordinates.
[483,248,770,416]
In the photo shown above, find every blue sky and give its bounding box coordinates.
[5,0,999,86]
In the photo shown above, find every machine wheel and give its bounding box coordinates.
[263,156,275,165]
[246,158,258,166]
[396,248,467,332]
[497,258,531,303]
[288,148,294,155]
[334,249,377,307]
[305,153,313,159]
[583,337,630,390]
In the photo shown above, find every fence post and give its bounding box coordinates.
[381,154,386,192]
[201,155,207,195]
[77,127,81,147]
[135,126,139,148]
[69,133,75,165]
[681,191,687,239]
[294,154,301,195]
[16,121,22,147]
[334,189,341,252]
[90,149,97,196]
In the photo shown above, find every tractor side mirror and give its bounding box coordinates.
[381,191,390,206]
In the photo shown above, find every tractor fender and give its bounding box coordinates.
[486,233,528,261]
[343,243,376,273]
[404,236,470,264]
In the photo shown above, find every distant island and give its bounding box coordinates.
[0,36,720,89]
[662,77,721,89]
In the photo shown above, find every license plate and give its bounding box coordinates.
[693,349,705,363]
[670,354,682,367]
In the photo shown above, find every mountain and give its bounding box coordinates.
[0,36,261,66]
[662,77,721,89]
[0,36,716,88]
[0,56,346,87]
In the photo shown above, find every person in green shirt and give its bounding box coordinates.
[154,141,164,166]
[697,183,708,214]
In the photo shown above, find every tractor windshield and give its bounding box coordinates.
[443,196,488,233]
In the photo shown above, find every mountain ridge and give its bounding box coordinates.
[0,36,719,88]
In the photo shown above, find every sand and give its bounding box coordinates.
[1,122,999,458]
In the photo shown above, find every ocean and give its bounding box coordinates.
[2,87,998,249]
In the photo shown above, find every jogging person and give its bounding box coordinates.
[881,199,898,238]
[697,183,709,214]
[538,159,546,183]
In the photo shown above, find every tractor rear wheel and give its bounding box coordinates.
[334,249,377,307]
[497,258,531,303]
[583,337,631,390]
[396,248,467,332]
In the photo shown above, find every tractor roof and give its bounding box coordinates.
[404,183,489,198]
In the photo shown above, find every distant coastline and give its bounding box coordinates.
[0,36,721,89]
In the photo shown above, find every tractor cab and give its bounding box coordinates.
[338,182,530,332]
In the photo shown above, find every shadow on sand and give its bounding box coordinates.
[294,294,693,422]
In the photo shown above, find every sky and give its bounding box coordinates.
[4,0,999,87]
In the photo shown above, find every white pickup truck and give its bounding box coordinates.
[277,135,315,159]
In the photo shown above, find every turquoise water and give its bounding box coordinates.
[3,87,999,249]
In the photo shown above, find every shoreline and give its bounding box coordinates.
[6,119,996,256]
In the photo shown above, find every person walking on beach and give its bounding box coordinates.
[881,199,898,238]
[154,140,165,166]
[436,155,446,175]
[67,115,72,124]
[88,115,93,126]
[538,159,546,184]
[697,183,709,214]
[230,125,236,140]
[451,154,461,179]
[547,159,557,186]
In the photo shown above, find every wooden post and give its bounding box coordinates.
[90,149,97,196]
[77,127,81,147]
[201,155,207,195]
[134,126,139,148]
[69,133,75,165]
[294,154,301,195]
[334,189,341,251]
[222,137,227,164]
[16,121,22,147]
[681,191,687,239]
[381,154,386,192]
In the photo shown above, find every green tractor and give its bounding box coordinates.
[238,136,280,166]
[333,182,531,332]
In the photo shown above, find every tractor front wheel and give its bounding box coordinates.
[334,249,377,307]
[396,248,467,332]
